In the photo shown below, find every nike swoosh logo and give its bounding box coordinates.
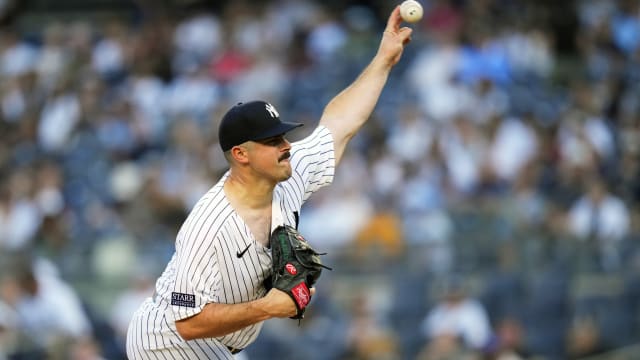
[236,244,252,258]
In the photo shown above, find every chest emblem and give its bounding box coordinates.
[236,243,252,258]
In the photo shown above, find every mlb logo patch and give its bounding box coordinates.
[171,292,196,308]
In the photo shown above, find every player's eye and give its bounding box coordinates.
[256,135,286,147]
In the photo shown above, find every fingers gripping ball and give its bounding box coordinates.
[400,0,423,23]
[270,225,331,319]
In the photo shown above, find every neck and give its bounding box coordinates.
[224,169,274,209]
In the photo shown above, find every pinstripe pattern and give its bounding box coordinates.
[127,126,335,358]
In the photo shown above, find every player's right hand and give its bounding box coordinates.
[378,6,413,67]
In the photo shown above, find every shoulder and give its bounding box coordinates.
[178,175,235,241]
[291,126,334,151]
[289,126,335,167]
[188,173,229,214]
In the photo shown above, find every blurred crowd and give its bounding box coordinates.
[0,0,639,359]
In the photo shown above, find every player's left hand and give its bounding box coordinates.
[262,287,316,318]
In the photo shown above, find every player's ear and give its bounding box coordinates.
[230,144,250,164]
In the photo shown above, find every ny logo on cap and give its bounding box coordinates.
[265,103,279,118]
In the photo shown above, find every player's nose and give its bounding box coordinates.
[281,138,291,151]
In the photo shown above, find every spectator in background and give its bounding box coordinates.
[0,168,42,251]
[36,22,72,91]
[0,29,39,79]
[164,63,220,124]
[610,0,640,56]
[68,337,107,360]
[420,276,492,354]
[344,293,400,360]
[491,317,529,360]
[566,316,607,359]
[0,300,19,359]
[299,152,374,252]
[0,254,96,358]
[353,196,405,263]
[37,78,81,153]
[438,114,486,196]
[485,114,539,187]
[172,10,222,74]
[566,176,630,271]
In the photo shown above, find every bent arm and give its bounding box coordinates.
[319,6,412,165]
[175,288,297,340]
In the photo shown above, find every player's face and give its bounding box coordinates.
[248,134,292,182]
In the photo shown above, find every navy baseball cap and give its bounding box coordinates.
[219,101,303,151]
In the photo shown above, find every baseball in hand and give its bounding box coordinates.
[400,0,423,23]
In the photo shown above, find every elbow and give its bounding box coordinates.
[175,320,197,341]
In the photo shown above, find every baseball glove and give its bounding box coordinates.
[270,225,331,319]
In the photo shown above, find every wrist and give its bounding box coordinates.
[372,52,395,71]
[251,296,275,321]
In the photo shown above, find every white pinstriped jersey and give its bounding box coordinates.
[127,126,335,359]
